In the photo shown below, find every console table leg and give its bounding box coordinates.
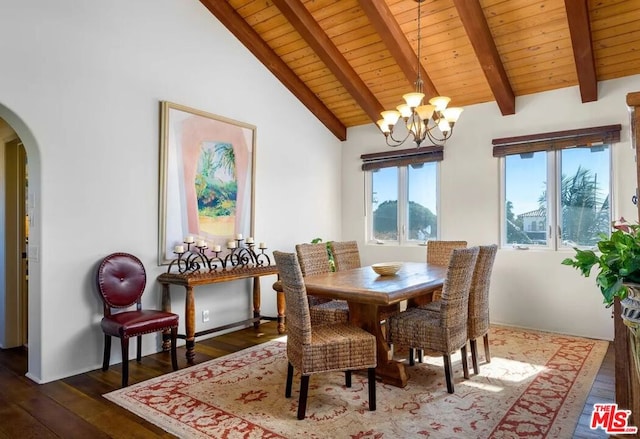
[253,276,261,330]
[185,286,196,363]
[161,283,172,352]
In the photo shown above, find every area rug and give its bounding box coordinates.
[104,326,608,438]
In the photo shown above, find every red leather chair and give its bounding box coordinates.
[97,252,179,387]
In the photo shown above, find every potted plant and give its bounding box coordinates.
[562,219,640,308]
[562,218,640,377]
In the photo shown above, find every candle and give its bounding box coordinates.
[259,242,267,249]
[184,236,194,243]
[174,245,184,253]
[213,244,221,252]
[236,233,243,240]
[228,241,237,249]
[246,237,254,244]
[196,239,206,247]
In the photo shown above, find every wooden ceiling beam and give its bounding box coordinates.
[564,0,598,103]
[357,0,439,98]
[198,0,347,140]
[271,0,384,125]
[452,0,515,115]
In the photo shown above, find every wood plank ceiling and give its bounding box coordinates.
[201,0,640,140]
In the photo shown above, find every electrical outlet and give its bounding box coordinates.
[202,309,210,323]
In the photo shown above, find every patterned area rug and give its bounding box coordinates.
[104,326,608,438]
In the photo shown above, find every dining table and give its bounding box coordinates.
[303,261,447,388]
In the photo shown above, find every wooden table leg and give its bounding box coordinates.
[276,290,286,334]
[185,286,195,363]
[349,302,408,388]
[252,276,261,330]
[161,282,172,352]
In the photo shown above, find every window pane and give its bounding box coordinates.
[560,146,610,247]
[504,152,548,245]
[407,163,437,241]
[372,167,398,240]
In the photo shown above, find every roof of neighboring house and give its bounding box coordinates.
[518,208,546,219]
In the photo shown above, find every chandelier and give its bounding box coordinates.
[377,0,463,148]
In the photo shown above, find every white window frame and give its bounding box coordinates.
[499,146,613,251]
[365,162,440,246]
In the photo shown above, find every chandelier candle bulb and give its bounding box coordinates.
[196,240,206,248]
[403,92,424,108]
[259,242,267,249]
[213,244,221,252]
[429,96,451,112]
[246,237,254,244]
[174,245,184,254]
[184,236,194,244]
[236,234,243,240]
[228,241,237,249]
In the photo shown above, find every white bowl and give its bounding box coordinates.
[371,262,403,276]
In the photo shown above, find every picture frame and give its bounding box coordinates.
[158,101,256,265]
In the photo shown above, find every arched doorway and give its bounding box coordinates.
[1,126,27,351]
[0,104,42,382]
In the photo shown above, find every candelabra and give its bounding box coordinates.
[167,236,271,274]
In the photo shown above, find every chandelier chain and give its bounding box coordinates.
[375,0,463,148]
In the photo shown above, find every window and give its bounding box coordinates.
[366,162,439,245]
[495,125,620,250]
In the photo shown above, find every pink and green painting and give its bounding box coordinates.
[195,142,237,236]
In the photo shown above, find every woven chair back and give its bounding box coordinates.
[330,241,361,271]
[468,244,498,339]
[295,243,333,306]
[273,251,312,345]
[295,243,332,276]
[439,247,479,330]
[426,240,468,266]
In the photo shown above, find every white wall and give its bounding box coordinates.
[0,0,342,382]
[342,75,640,341]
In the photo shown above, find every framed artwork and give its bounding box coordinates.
[158,101,256,265]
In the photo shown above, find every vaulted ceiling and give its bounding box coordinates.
[200,0,640,140]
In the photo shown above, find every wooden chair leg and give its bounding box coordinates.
[170,327,178,371]
[470,339,480,375]
[120,337,130,388]
[368,368,376,411]
[285,362,294,398]
[345,370,352,388]
[483,333,491,363]
[409,348,415,366]
[102,335,111,371]
[136,335,142,362]
[443,354,454,394]
[417,349,423,363]
[297,375,310,420]
[461,345,470,379]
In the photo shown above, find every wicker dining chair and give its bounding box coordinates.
[465,244,498,374]
[295,243,350,325]
[388,247,479,394]
[273,251,377,420]
[329,240,399,324]
[419,244,498,375]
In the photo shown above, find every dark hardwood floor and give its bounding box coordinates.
[0,323,614,438]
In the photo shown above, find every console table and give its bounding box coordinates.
[158,265,279,363]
